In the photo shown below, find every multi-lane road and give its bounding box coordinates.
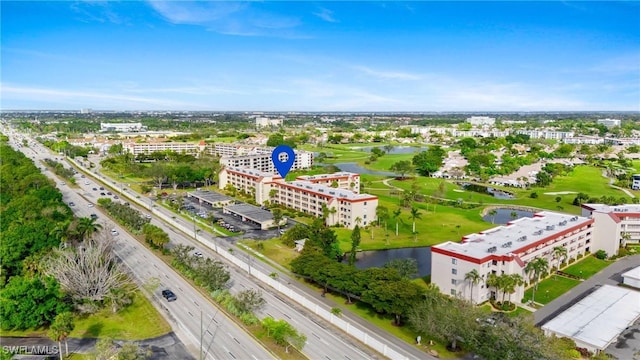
[7,135,273,360]
[7,129,431,360]
[6,132,388,360]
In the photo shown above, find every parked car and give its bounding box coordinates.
[92,187,97,191]
[90,214,98,219]
[194,251,203,258]
[161,289,177,302]
[88,203,94,208]
[68,202,75,207]
[110,229,119,236]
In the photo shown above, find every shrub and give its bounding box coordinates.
[594,250,607,260]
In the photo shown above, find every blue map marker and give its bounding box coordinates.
[272,145,296,178]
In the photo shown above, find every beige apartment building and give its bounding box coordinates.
[123,140,206,157]
[270,180,377,229]
[296,172,360,194]
[218,167,377,229]
[431,211,595,304]
[218,166,282,203]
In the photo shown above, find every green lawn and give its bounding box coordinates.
[523,275,581,305]
[0,291,171,340]
[562,255,610,279]
[242,238,300,267]
[69,292,171,340]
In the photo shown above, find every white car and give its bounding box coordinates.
[88,203,94,208]
[110,229,119,236]
[194,251,203,257]
[85,181,90,185]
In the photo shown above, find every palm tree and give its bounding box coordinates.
[552,246,568,270]
[409,207,422,234]
[48,312,74,359]
[393,207,402,236]
[50,221,71,244]
[76,217,103,241]
[354,216,362,227]
[524,257,549,304]
[464,269,482,304]
[486,273,501,301]
[376,205,389,228]
[621,232,631,248]
[488,209,497,224]
[504,274,524,305]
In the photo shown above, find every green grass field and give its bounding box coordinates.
[523,275,581,305]
[562,255,610,279]
[0,291,171,340]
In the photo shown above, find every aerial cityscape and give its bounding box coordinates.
[1,1,640,360]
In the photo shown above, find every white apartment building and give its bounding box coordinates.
[220,150,313,174]
[516,129,574,140]
[633,175,640,190]
[581,204,640,250]
[218,166,283,203]
[100,122,146,132]
[123,141,206,157]
[562,136,604,145]
[218,167,377,229]
[431,211,595,304]
[256,117,283,128]
[466,116,496,126]
[296,172,360,194]
[270,181,377,229]
[597,118,621,128]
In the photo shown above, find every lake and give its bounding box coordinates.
[349,246,432,278]
[482,208,536,224]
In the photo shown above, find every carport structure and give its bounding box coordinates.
[222,203,285,230]
[541,284,640,354]
[187,190,234,208]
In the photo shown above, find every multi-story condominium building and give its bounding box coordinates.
[100,122,146,132]
[270,181,377,229]
[218,167,377,229]
[411,127,509,138]
[123,141,206,157]
[295,172,360,194]
[516,129,574,140]
[633,175,640,191]
[218,166,283,203]
[211,144,254,157]
[597,118,621,128]
[220,150,313,173]
[256,117,284,128]
[581,204,640,250]
[466,116,496,126]
[431,211,595,304]
[562,136,604,145]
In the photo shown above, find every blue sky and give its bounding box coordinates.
[2,1,639,111]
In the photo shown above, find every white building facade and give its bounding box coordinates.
[581,204,640,251]
[100,122,146,132]
[220,150,313,173]
[466,116,496,126]
[296,172,360,194]
[431,211,595,304]
[123,141,206,157]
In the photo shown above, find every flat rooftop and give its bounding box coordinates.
[583,203,640,213]
[187,190,233,204]
[622,266,640,281]
[224,203,274,223]
[433,211,591,259]
[225,166,281,178]
[283,180,376,201]
[542,285,640,351]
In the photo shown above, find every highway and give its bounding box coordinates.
[7,128,431,360]
[6,131,386,360]
[6,134,274,360]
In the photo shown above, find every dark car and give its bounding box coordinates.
[161,289,177,302]
[90,213,98,219]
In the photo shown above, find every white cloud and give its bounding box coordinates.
[352,65,423,81]
[146,1,302,37]
[313,7,337,23]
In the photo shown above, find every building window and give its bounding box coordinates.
[451,279,457,285]
[452,258,457,265]
[364,202,367,205]
[450,289,456,296]
[452,268,457,275]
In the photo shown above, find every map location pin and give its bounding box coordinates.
[272,145,296,178]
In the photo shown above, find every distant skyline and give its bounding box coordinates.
[1,1,639,112]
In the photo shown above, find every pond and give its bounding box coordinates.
[457,182,515,199]
[354,146,429,154]
[347,246,432,278]
[482,208,536,225]
[332,162,397,176]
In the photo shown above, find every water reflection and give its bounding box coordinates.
[483,208,535,224]
[349,246,432,278]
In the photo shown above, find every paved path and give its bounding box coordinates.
[603,169,636,198]
[534,254,640,326]
[0,332,194,359]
